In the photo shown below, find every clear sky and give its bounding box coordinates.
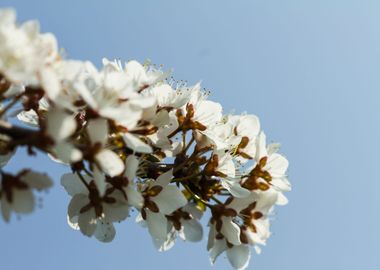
[1,1,380,269]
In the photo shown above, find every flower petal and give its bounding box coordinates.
[146,210,168,240]
[154,169,173,187]
[20,170,52,190]
[61,173,89,196]
[124,155,139,180]
[221,179,250,198]
[46,108,76,142]
[123,133,152,154]
[68,194,88,223]
[102,191,129,222]
[78,209,97,237]
[209,239,227,265]
[95,149,124,177]
[181,219,203,242]
[266,153,289,177]
[53,142,83,164]
[237,115,260,138]
[153,186,187,215]
[221,217,241,246]
[12,189,34,213]
[40,67,60,101]
[94,220,116,243]
[226,245,251,270]
[87,118,108,145]
[153,228,176,252]
[125,186,144,209]
[93,166,107,196]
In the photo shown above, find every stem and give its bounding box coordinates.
[76,171,90,190]
[172,149,199,174]
[181,131,186,151]
[0,120,36,140]
[171,172,202,183]
[167,126,180,139]
[0,121,50,154]
[183,184,212,207]
[182,135,194,154]
[83,167,93,177]
[210,196,224,205]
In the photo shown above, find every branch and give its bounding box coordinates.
[0,120,37,141]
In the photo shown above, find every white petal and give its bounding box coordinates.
[40,67,60,101]
[255,132,267,160]
[271,177,291,192]
[182,203,203,220]
[20,171,52,190]
[276,192,289,206]
[125,186,144,209]
[245,229,265,246]
[153,186,187,215]
[123,133,152,154]
[256,189,278,211]
[17,110,39,126]
[73,81,98,109]
[95,149,124,177]
[94,220,116,243]
[267,143,281,155]
[68,194,88,222]
[0,9,16,26]
[53,142,83,163]
[154,169,173,187]
[113,105,142,129]
[78,209,97,237]
[216,152,235,177]
[194,100,222,127]
[254,219,271,241]
[135,212,146,227]
[153,228,177,252]
[61,173,89,196]
[151,109,170,127]
[254,246,262,255]
[124,60,148,84]
[87,118,108,145]
[221,217,241,246]
[12,189,34,213]
[221,179,250,198]
[93,166,106,196]
[266,153,289,177]
[226,245,251,270]
[227,197,252,213]
[181,219,203,242]
[207,223,216,251]
[146,84,174,107]
[146,210,168,240]
[129,95,156,109]
[124,155,139,180]
[102,191,129,222]
[237,115,260,138]
[46,108,76,141]
[67,215,79,230]
[209,239,227,264]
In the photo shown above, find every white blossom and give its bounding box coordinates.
[61,172,129,242]
[0,170,52,222]
[0,8,291,270]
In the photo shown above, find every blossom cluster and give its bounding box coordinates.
[0,9,290,270]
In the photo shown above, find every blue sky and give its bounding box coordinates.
[1,1,380,269]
